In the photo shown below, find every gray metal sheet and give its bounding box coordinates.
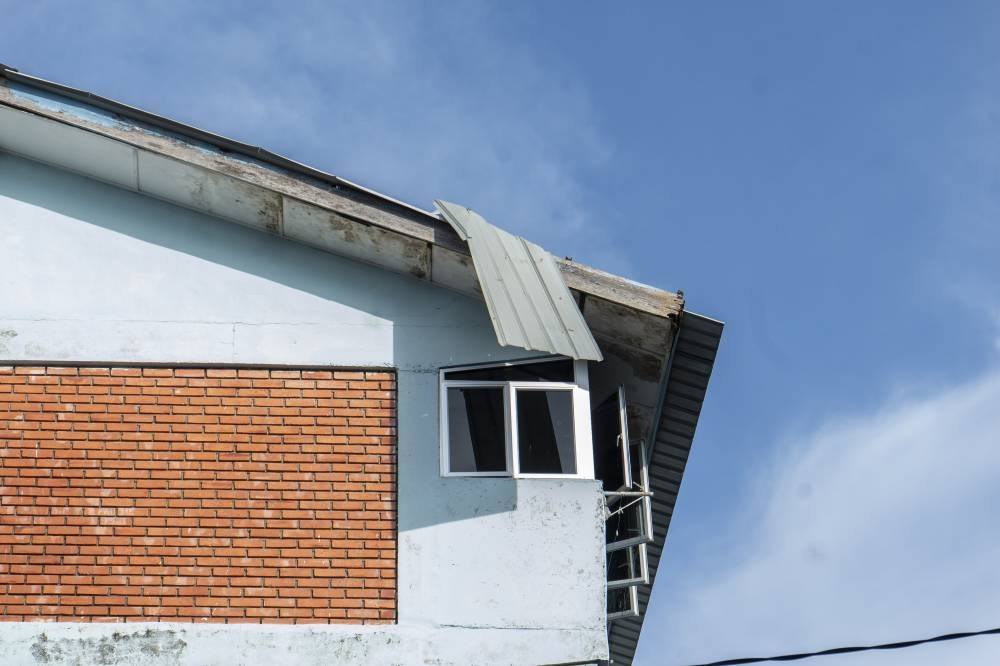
[435,200,603,361]
[608,311,723,665]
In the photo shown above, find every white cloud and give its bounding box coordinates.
[639,369,1000,665]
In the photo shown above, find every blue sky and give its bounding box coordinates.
[6,1,1000,663]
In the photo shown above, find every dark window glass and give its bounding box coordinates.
[444,359,573,383]
[516,389,576,474]
[447,387,507,472]
[607,585,635,615]
[606,547,639,585]
[592,391,626,491]
[606,501,646,546]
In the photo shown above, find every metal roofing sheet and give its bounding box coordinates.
[435,200,603,361]
[608,311,723,665]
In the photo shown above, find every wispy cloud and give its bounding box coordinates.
[921,55,1000,339]
[640,367,1000,665]
[4,1,627,271]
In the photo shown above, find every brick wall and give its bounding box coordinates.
[0,365,396,624]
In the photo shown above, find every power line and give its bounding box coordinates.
[681,625,1000,666]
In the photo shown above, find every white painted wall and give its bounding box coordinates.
[0,153,608,665]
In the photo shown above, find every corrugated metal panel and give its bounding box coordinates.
[435,200,603,361]
[608,311,724,665]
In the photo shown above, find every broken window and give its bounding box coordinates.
[440,358,592,477]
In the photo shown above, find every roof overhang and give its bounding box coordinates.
[0,67,683,365]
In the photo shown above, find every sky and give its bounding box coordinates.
[5,1,1000,664]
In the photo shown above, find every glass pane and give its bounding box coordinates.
[447,387,507,472]
[592,390,627,491]
[607,586,637,616]
[607,547,636,583]
[629,440,645,491]
[606,499,647,548]
[516,389,576,474]
[444,359,573,382]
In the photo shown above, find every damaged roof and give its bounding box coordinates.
[0,64,722,666]
[436,200,603,361]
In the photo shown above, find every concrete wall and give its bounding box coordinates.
[0,153,608,665]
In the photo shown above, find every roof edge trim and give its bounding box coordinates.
[0,64,433,220]
[0,67,685,324]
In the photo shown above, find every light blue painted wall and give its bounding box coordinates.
[0,153,607,665]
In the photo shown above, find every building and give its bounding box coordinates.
[0,65,722,665]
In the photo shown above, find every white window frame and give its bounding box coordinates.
[439,357,594,479]
[607,585,640,621]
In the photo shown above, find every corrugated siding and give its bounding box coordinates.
[435,200,603,361]
[608,311,724,665]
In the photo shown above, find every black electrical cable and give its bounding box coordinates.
[681,625,1000,666]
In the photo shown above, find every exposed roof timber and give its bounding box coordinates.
[0,66,683,323]
[559,261,683,320]
[436,200,603,361]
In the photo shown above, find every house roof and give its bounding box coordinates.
[0,64,722,665]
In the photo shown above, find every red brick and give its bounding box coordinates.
[0,365,396,625]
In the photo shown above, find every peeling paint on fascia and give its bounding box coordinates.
[8,82,125,130]
[7,82,249,166]
[7,82,335,195]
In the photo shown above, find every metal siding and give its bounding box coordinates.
[435,200,603,361]
[608,311,723,665]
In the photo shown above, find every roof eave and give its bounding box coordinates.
[0,67,684,325]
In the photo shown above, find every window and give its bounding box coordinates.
[440,358,593,478]
[593,386,654,622]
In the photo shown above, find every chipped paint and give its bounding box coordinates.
[0,624,603,666]
[430,244,482,297]
[8,82,125,130]
[282,198,430,279]
[0,329,16,353]
[137,152,282,233]
[29,629,186,666]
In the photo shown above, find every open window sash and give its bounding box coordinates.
[602,387,654,552]
[606,542,649,589]
[605,475,653,552]
[596,386,655,622]
[607,584,640,621]
[616,386,633,490]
